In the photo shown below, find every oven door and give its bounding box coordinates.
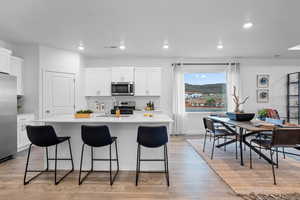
[111,82,134,96]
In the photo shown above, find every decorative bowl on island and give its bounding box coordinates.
[226,112,255,121]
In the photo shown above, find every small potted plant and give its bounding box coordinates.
[257,109,268,121]
[74,110,93,118]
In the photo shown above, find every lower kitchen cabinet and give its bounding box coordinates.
[17,114,35,152]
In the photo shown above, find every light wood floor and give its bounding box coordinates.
[0,136,242,200]
[188,138,300,194]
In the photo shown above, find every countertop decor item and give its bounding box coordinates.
[227,86,253,121]
[226,112,255,121]
[75,110,93,118]
[232,86,249,113]
[257,109,268,120]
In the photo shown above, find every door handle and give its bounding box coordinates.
[45,110,50,114]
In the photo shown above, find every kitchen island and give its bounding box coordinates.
[36,113,173,171]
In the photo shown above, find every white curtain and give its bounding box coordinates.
[172,63,185,134]
[226,63,241,112]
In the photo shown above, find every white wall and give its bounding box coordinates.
[38,46,85,118]
[12,44,40,117]
[240,59,300,118]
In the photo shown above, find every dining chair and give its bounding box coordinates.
[249,128,300,185]
[205,119,238,160]
[256,109,286,159]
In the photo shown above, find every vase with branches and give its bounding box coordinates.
[232,86,249,113]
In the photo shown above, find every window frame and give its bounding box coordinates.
[184,72,228,113]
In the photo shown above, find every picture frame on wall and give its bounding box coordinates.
[257,74,270,88]
[257,89,269,103]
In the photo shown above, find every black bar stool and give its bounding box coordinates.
[136,126,169,186]
[79,125,119,185]
[24,125,74,185]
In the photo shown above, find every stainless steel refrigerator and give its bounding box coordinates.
[0,73,17,161]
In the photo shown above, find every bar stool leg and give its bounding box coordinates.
[115,140,120,172]
[164,144,170,187]
[46,147,49,171]
[91,147,94,172]
[135,144,140,186]
[23,144,32,185]
[54,144,58,185]
[67,139,74,171]
[79,144,85,185]
[109,144,112,185]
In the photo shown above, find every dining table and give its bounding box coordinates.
[207,116,299,166]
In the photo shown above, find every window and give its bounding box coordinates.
[184,73,227,112]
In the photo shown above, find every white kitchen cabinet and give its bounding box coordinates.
[111,67,134,82]
[10,56,24,95]
[85,68,111,96]
[147,68,161,96]
[134,67,161,96]
[0,47,12,74]
[17,114,35,152]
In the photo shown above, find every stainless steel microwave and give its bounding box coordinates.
[111,82,134,96]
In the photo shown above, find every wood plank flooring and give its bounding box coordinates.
[0,136,241,200]
[188,138,300,194]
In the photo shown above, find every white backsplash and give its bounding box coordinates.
[86,96,161,113]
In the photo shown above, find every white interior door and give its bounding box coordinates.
[44,71,75,118]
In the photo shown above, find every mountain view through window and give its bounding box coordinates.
[184,73,227,112]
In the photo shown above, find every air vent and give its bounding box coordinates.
[104,46,119,49]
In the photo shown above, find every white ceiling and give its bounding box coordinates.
[0,0,300,59]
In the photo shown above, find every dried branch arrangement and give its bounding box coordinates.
[232,86,249,113]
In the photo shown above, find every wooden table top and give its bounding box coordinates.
[208,116,300,132]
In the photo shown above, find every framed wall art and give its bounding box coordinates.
[257,89,269,103]
[257,74,270,88]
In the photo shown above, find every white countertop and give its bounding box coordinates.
[36,113,173,124]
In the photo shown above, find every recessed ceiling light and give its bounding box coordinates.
[217,44,223,50]
[243,22,253,29]
[288,44,300,51]
[119,44,126,50]
[77,42,84,51]
[163,43,169,49]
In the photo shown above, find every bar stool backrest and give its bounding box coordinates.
[272,128,300,147]
[81,125,113,147]
[137,126,168,148]
[205,119,215,133]
[26,125,59,147]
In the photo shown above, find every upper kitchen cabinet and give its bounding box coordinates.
[0,47,12,74]
[10,56,24,95]
[112,67,134,82]
[85,68,111,96]
[135,67,161,96]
